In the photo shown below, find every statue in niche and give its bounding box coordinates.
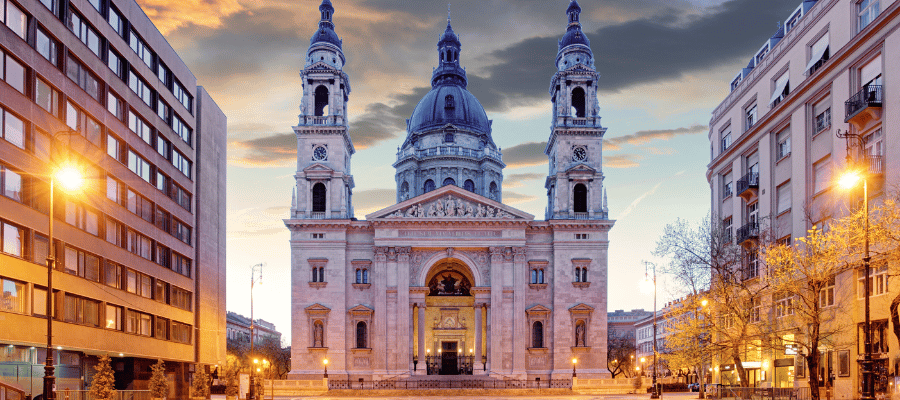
[313,321,324,347]
[575,321,586,347]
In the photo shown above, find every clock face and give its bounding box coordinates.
[573,146,587,162]
[313,146,327,161]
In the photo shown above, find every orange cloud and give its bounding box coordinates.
[135,0,244,34]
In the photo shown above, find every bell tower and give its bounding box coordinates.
[292,0,355,219]
[545,0,608,220]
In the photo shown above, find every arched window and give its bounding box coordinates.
[314,86,330,116]
[312,183,327,212]
[464,180,475,192]
[489,182,498,200]
[318,267,325,283]
[400,181,409,200]
[574,267,581,282]
[571,87,586,118]
[574,183,587,213]
[355,269,362,284]
[532,321,544,348]
[312,267,319,282]
[423,179,436,193]
[445,95,455,109]
[362,269,369,284]
[443,178,456,187]
[356,321,368,348]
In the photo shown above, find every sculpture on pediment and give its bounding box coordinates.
[384,195,516,219]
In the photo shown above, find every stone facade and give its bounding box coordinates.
[287,0,614,381]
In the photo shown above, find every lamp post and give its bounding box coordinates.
[323,359,328,378]
[700,298,709,399]
[572,358,578,378]
[836,129,874,400]
[248,264,263,400]
[44,131,84,400]
[641,261,660,399]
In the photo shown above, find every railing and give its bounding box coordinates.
[868,155,884,174]
[424,355,475,375]
[709,386,810,400]
[736,172,759,196]
[301,115,342,126]
[0,381,24,400]
[736,221,759,244]
[309,212,326,219]
[845,85,882,122]
[573,212,589,220]
[396,145,503,162]
[53,390,151,400]
[558,116,603,128]
[328,379,571,390]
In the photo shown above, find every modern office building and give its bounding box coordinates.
[707,0,899,395]
[0,0,227,397]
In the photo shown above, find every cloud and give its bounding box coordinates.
[605,124,707,150]
[355,188,397,216]
[349,87,431,149]
[136,0,243,34]
[618,182,663,220]
[503,142,547,168]
[648,147,677,155]
[504,173,545,188]
[502,191,539,205]
[605,154,643,169]
[230,133,296,168]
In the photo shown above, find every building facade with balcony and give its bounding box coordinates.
[286,0,614,382]
[0,0,227,397]
[226,311,283,345]
[707,0,899,395]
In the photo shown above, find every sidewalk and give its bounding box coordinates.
[213,391,706,399]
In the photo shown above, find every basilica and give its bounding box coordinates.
[286,0,614,381]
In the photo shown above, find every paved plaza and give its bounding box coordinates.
[213,392,702,400]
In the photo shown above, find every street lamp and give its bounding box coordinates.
[700,298,710,399]
[44,138,85,400]
[641,261,660,399]
[323,359,328,378]
[572,358,578,378]
[839,169,874,400]
[248,264,263,400]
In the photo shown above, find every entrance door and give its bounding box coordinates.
[441,342,458,375]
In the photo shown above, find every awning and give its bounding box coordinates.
[770,74,790,104]
[805,36,829,71]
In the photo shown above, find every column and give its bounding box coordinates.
[418,303,426,373]
[373,247,388,375]
[512,247,527,377]
[474,304,482,373]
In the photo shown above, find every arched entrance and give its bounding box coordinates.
[420,259,476,375]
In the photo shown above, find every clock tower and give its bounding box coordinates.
[545,0,607,220]
[291,0,355,220]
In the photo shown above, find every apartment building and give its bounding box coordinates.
[707,0,898,396]
[225,312,282,345]
[608,309,653,340]
[0,0,226,397]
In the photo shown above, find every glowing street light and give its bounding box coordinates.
[572,358,578,378]
[323,359,328,378]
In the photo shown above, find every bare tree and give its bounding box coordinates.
[608,330,637,378]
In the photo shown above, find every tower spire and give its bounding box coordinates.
[448,3,451,26]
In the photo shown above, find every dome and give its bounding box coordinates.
[310,27,342,49]
[567,0,582,13]
[408,85,491,133]
[559,28,590,50]
[439,23,460,47]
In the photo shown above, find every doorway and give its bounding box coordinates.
[441,342,458,375]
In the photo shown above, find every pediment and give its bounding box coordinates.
[303,163,334,173]
[565,163,597,173]
[569,303,594,315]
[526,305,552,315]
[307,62,338,72]
[348,304,374,316]
[365,185,534,220]
[564,64,597,74]
[305,303,331,316]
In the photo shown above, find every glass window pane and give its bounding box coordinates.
[3,110,24,148]
[6,2,27,40]
[2,223,23,256]
[4,168,22,201]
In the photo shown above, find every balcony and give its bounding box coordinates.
[395,145,503,163]
[736,172,759,201]
[868,155,884,175]
[300,115,344,126]
[845,85,882,128]
[736,222,759,245]
[556,116,603,128]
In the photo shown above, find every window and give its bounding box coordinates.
[530,268,544,284]
[464,179,475,192]
[35,77,60,117]
[750,296,761,323]
[573,183,587,213]
[774,292,794,317]
[776,128,791,159]
[65,101,102,145]
[156,99,169,123]
[173,115,191,145]
[356,321,367,348]
[107,5,124,36]
[723,216,733,243]
[172,184,191,211]
[819,275,835,307]
[106,133,122,162]
[173,80,192,113]
[64,246,100,282]
[107,49,123,78]
[857,320,888,355]
[173,219,191,245]
[105,304,122,330]
[66,55,101,101]
[129,29,153,69]
[864,129,883,158]
[312,183,326,212]
[126,189,154,221]
[155,207,170,233]
[444,94,455,109]
[125,309,151,336]
[172,150,191,178]
[858,0,880,31]
[575,234,589,239]
[813,158,831,194]
[744,247,759,280]
[731,73,743,92]
[721,131,732,152]
[4,0,27,40]
[155,317,168,339]
[489,181,498,200]
[532,321,544,348]
[442,177,455,187]
[1,109,24,148]
[444,132,454,142]
[33,129,51,160]
[128,110,152,145]
[770,72,790,107]
[785,9,803,32]
[67,8,101,57]
[156,244,170,269]
[65,200,99,236]
[423,179,435,193]
[776,181,791,214]
[36,28,59,67]
[63,294,99,326]
[311,233,324,239]
[154,279,168,303]
[574,266,588,283]
[107,91,124,120]
[806,35,830,75]
[756,45,770,65]
[172,252,191,277]
[745,104,757,131]
[156,62,169,86]
[722,173,733,199]
[156,134,171,159]
[858,265,888,298]
[2,52,25,94]
[815,106,831,134]
[311,266,325,282]
[104,261,122,289]
[171,286,191,311]
[355,268,369,284]
[127,229,152,259]
[128,151,152,183]
[155,172,169,194]
[33,234,49,265]
[1,166,22,202]
[1,221,24,257]
[128,70,153,107]
[171,321,191,343]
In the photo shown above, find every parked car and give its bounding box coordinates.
[688,383,700,392]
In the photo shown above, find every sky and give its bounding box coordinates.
[134,0,803,343]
